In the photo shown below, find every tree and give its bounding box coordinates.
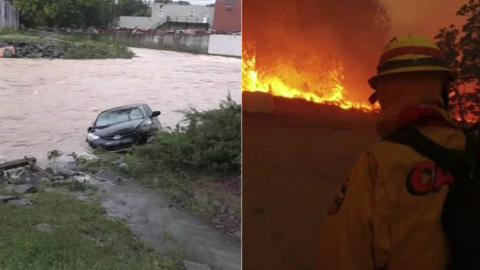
[115,0,150,17]
[13,0,114,28]
[435,25,466,121]
[435,0,480,125]
[12,0,154,28]
[457,0,480,84]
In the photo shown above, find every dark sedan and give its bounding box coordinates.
[86,104,161,151]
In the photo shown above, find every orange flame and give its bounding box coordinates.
[242,49,378,112]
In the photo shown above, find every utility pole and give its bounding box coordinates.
[111,0,115,28]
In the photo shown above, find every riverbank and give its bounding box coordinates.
[0,149,240,269]
[0,97,241,269]
[0,31,133,59]
[0,157,185,269]
[81,152,241,238]
[80,97,241,238]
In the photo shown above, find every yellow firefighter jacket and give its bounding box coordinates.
[318,85,465,269]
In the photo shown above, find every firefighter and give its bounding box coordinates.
[317,36,464,269]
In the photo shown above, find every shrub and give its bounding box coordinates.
[125,95,241,177]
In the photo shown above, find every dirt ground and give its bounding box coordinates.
[191,175,241,236]
[242,96,379,270]
[97,176,241,270]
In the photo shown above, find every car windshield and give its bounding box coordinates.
[95,107,144,127]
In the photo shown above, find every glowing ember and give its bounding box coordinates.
[242,49,377,112]
[449,90,480,124]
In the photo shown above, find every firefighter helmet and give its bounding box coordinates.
[368,35,456,91]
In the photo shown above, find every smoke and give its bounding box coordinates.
[380,0,466,39]
[243,0,392,103]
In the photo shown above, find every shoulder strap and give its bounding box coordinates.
[386,127,478,182]
[465,131,480,157]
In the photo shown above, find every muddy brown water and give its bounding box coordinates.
[0,48,241,162]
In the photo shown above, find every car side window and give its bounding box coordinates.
[129,108,144,120]
[144,105,152,117]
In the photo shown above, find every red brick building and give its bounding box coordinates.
[213,0,241,33]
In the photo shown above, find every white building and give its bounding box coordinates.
[0,0,18,29]
[119,2,214,30]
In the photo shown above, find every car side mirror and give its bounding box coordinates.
[151,111,161,117]
[87,126,93,132]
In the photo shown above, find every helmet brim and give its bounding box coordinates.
[368,66,457,91]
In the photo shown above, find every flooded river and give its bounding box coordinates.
[0,48,241,161]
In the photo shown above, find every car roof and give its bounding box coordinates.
[99,103,149,114]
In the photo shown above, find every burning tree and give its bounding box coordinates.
[435,0,480,125]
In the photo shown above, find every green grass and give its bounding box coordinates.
[79,153,196,209]
[0,191,183,270]
[123,96,241,176]
[64,40,134,59]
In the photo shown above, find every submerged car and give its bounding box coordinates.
[86,104,161,151]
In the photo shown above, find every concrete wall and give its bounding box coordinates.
[97,32,209,54]
[208,34,241,57]
[118,16,155,29]
[119,3,214,30]
[243,92,379,270]
[0,0,18,29]
[97,31,241,57]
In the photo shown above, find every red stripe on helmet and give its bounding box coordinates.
[379,46,444,65]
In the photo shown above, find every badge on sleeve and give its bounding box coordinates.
[327,178,349,215]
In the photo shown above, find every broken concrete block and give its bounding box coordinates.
[0,195,19,203]
[73,174,91,184]
[31,164,55,181]
[183,261,212,270]
[13,184,38,194]
[48,152,79,172]
[6,198,32,208]
[47,150,63,160]
[4,167,31,184]
[29,174,49,186]
[13,178,29,185]
[51,167,77,177]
